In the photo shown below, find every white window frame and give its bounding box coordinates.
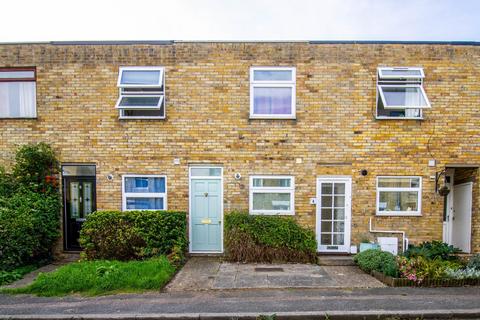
[249,175,295,215]
[376,176,422,216]
[249,67,296,119]
[117,66,165,120]
[376,66,429,120]
[377,84,431,109]
[122,174,167,211]
[117,66,164,88]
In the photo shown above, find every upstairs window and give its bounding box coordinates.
[376,176,422,216]
[122,175,167,210]
[116,67,165,119]
[376,67,430,119]
[250,67,296,119]
[249,175,295,215]
[0,67,36,118]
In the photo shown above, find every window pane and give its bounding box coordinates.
[321,221,332,232]
[334,195,345,207]
[252,192,291,211]
[126,197,164,210]
[379,191,419,212]
[377,95,421,118]
[321,183,333,194]
[190,168,221,176]
[0,82,36,118]
[253,178,291,187]
[62,165,96,177]
[121,70,161,85]
[121,106,164,118]
[380,69,422,78]
[253,87,292,115]
[0,71,35,79]
[253,70,292,81]
[378,177,419,188]
[118,96,161,108]
[334,183,345,194]
[333,234,345,245]
[321,208,332,220]
[333,221,344,232]
[381,86,428,107]
[333,208,345,220]
[321,195,332,207]
[321,233,332,245]
[125,177,165,193]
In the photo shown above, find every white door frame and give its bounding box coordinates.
[316,176,352,253]
[451,182,473,253]
[443,169,454,244]
[188,166,224,254]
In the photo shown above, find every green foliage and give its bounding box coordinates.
[0,265,37,286]
[80,210,187,261]
[354,249,399,277]
[12,142,59,192]
[398,256,462,283]
[0,143,61,271]
[224,211,317,263]
[467,254,480,270]
[3,256,175,296]
[445,267,480,280]
[404,241,461,261]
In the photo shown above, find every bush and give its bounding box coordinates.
[398,256,462,283]
[467,254,480,270]
[0,143,61,271]
[80,210,187,261]
[445,267,480,280]
[404,241,461,261]
[354,249,398,277]
[224,211,317,263]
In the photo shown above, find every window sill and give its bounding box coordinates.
[376,212,422,217]
[375,116,424,120]
[119,117,166,120]
[249,115,296,120]
[249,211,295,216]
[0,117,37,120]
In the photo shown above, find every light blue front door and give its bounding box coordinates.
[191,179,222,252]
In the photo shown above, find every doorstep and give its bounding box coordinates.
[317,255,355,266]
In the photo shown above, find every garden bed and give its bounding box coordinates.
[372,270,480,287]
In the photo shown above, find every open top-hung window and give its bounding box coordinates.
[0,67,36,118]
[376,67,430,119]
[376,176,422,216]
[116,67,165,119]
[250,67,296,119]
[249,175,295,215]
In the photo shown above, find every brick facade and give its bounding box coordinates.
[0,42,479,253]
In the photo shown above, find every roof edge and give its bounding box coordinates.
[0,40,478,46]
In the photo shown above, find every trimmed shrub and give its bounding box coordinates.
[224,211,317,263]
[404,241,461,261]
[354,249,399,277]
[467,254,480,270]
[80,210,187,261]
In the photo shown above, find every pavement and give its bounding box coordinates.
[1,287,480,319]
[1,256,480,319]
[166,257,384,291]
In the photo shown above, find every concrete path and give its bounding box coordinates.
[166,257,384,291]
[1,287,480,319]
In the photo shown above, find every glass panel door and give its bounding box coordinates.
[64,176,96,250]
[317,178,351,253]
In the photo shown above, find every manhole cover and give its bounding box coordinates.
[254,267,284,272]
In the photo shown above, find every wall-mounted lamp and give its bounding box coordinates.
[360,169,368,176]
[106,174,114,181]
[234,173,242,180]
[435,169,450,196]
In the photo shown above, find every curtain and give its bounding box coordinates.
[0,82,36,117]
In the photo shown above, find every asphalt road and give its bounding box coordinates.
[1,287,480,319]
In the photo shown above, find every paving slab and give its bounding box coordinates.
[166,257,384,291]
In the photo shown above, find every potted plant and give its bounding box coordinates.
[359,233,380,252]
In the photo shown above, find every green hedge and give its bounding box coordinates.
[0,143,61,271]
[224,211,317,263]
[354,249,399,277]
[80,210,187,261]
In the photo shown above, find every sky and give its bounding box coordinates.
[1,0,479,42]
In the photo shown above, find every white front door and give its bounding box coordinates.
[452,182,473,253]
[316,177,352,253]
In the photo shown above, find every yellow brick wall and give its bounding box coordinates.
[0,42,479,252]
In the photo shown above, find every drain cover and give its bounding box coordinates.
[254,267,284,272]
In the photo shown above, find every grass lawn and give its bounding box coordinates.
[1,256,176,296]
[0,265,39,286]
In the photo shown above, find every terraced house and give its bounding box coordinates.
[0,41,479,255]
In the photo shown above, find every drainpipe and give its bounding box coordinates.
[369,217,409,253]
